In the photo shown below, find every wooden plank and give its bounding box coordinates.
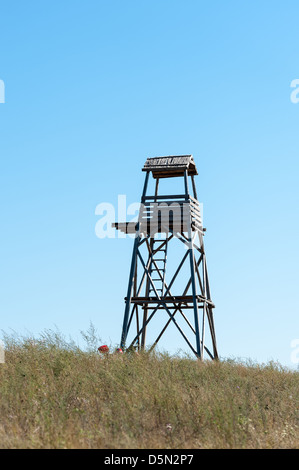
[112,220,202,235]
[190,203,201,216]
[140,204,188,210]
[142,156,198,178]
[144,195,187,200]
[189,194,199,204]
[143,155,193,170]
[191,215,202,226]
[143,305,206,310]
[151,171,197,179]
[140,216,191,223]
[127,295,214,304]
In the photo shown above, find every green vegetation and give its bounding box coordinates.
[0,328,298,449]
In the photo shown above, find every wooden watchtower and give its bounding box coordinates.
[113,155,218,360]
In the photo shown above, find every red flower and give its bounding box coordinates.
[98,345,109,353]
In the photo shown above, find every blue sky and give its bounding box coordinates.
[0,1,298,368]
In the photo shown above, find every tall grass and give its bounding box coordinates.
[0,328,298,449]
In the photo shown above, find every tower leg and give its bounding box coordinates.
[203,255,219,359]
[120,171,150,350]
[120,233,140,349]
[188,240,202,359]
[184,169,202,359]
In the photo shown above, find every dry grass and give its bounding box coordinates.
[0,328,298,449]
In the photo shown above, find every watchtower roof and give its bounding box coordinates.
[142,155,198,178]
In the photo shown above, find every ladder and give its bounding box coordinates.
[148,238,168,297]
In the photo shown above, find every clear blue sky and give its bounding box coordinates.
[0,1,298,368]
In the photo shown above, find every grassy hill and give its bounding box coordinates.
[0,330,298,449]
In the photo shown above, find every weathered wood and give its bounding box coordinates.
[117,155,218,360]
[127,295,215,306]
[191,175,198,200]
[144,194,187,200]
[142,155,198,178]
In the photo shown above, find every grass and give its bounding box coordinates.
[0,328,298,449]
